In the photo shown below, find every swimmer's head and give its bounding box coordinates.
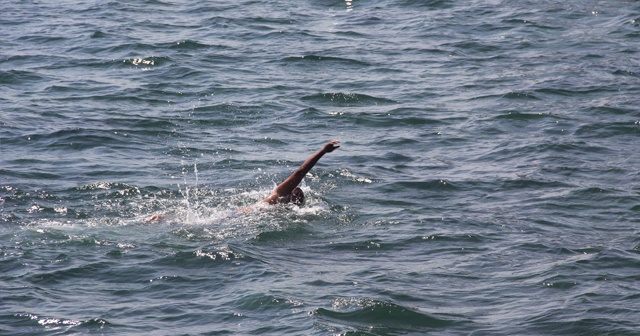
[291,187,305,206]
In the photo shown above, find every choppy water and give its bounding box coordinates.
[2,0,640,335]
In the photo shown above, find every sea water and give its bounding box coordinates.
[1,0,639,335]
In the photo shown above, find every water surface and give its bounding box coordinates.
[2,0,640,335]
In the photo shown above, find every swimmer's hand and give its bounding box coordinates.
[323,140,340,153]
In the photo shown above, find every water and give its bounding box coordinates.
[2,0,639,335]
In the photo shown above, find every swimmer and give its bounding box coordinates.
[261,139,340,206]
[146,139,340,221]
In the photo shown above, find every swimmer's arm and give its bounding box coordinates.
[265,140,340,201]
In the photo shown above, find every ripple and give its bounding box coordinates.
[169,40,211,50]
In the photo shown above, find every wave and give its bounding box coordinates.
[574,121,639,139]
[301,92,397,107]
[336,109,444,128]
[311,298,461,334]
[0,70,48,86]
[279,55,371,67]
[122,56,172,67]
[11,128,134,153]
[10,313,110,334]
[151,245,248,268]
[492,111,556,121]
[500,91,541,100]
[251,223,316,244]
[396,0,454,10]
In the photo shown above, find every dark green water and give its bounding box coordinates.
[1,0,639,335]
